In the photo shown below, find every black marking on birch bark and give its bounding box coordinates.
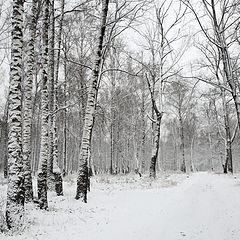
[22,0,38,203]
[37,0,50,210]
[6,0,25,230]
[75,0,110,202]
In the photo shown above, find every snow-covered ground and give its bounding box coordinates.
[1,172,240,240]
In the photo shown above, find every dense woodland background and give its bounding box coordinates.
[1,0,240,231]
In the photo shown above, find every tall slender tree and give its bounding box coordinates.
[146,75,163,178]
[5,0,25,230]
[48,0,63,195]
[37,0,50,210]
[48,0,55,188]
[22,0,38,202]
[76,0,110,202]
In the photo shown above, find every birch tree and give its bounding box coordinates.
[48,0,63,195]
[54,0,65,179]
[5,0,25,230]
[1,102,8,178]
[48,0,55,189]
[76,0,110,202]
[37,0,50,210]
[22,0,38,202]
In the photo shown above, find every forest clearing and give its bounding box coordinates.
[1,0,240,238]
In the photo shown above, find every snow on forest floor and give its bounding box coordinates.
[1,172,240,240]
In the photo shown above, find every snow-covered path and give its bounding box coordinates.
[2,172,240,240]
[88,172,240,240]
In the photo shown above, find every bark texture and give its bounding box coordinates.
[179,114,186,173]
[140,77,146,173]
[147,79,163,178]
[48,0,63,195]
[55,0,65,85]
[22,0,37,202]
[6,0,25,230]
[48,0,55,189]
[222,90,233,173]
[76,0,110,202]
[149,114,162,178]
[2,104,8,178]
[37,0,49,210]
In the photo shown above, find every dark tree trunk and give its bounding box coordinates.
[54,172,63,196]
[146,76,163,178]
[1,106,8,178]
[149,113,162,178]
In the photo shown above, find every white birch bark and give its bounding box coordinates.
[48,0,63,195]
[140,77,146,173]
[22,0,37,202]
[76,0,110,202]
[54,0,65,175]
[149,111,162,178]
[37,0,49,210]
[2,102,8,178]
[55,0,65,85]
[5,0,25,230]
[179,112,186,173]
[146,77,163,178]
[48,0,55,188]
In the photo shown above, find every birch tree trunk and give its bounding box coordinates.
[54,2,66,177]
[221,90,233,173]
[147,78,163,178]
[179,113,186,173]
[140,77,146,173]
[190,135,195,172]
[5,0,25,230]
[2,102,8,178]
[110,51,116,175]
[55,0,65,85]
[63,50,67,174]
[76,0,109,202]
[48,0,63,195]
[48,0,55,188]
[37,0,49,210]
[0,119,7,175]
[223,138,232,173]
[22,0,37,202]
[110,123,114,174]
[54,0,65,175]
[149,113,162,178]
[55,0,65,176]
